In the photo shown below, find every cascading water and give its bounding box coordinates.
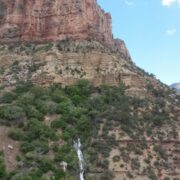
[74,138,85,180]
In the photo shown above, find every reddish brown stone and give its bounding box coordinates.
[0,0,130,59]
[0,0,111,44]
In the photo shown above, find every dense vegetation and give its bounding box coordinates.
[0,80,179,179]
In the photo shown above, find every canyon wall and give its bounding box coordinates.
[0,0,130,59]
[0,0,110,44]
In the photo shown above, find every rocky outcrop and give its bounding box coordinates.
[0,40,147,96]
[0,0,130,59]
[0,0,110,42]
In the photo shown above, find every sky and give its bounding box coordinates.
[97,0,180,85]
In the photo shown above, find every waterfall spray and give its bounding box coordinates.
[74,138,85,180]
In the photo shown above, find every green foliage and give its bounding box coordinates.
[51,89,66,103]
[55,144,78,170]
[100,170,114,180]
[8,128,24,141]
[131,158,140,170]
[36,158,53,173]
[65,79,91,105]
[51,119,67,129]
[153,145,167,159]
[0,91,17,103]
[58,100,73,114]
[17,92,35,106]
[14,81,33,94]
[24,105,43,120]
[36,100,58,115]
[30,85,49,99]
[20,142,35,153]
[24,119,57,141]
[0,105,26,122]
[0,79,176,179]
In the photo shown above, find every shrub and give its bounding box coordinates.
[17,92,35,106]
[131,158,140,170]
[153,145,167,159]
[51,169,66,179]
[65,80,91,99]
[30,86,49,99]
[146,127,153,136]
[0,105,26,122]
[126,171,133,179]
[20,142,35,153]
[94,142,111,158]
[77,115,91,139]
[24,105,43,120]
[8,129,24,141]
[55,145,78,170]
[51,119,67,129]
[61,131,72,141]
[36,158,53,173]
[51,89,66,103]
[148,169,157,180]
[58,101,73,114]
[97,159,109,169]
[31,140,49,154]
[112,155,120,162]
[24,119,56,141]
[0,92,17,103]
[100,170,114,180]
[36,100,58,115]
[152,115,165,126]
[14,81,33,94]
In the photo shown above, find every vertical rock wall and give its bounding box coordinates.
[0,0,130,59]
[0,0,111,44]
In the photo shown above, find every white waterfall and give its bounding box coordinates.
[74,138,85,180]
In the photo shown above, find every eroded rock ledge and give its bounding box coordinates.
[0,40,161,97]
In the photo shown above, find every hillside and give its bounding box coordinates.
[0,80,180,180]
[0,0,180,180]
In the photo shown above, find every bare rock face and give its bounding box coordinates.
[0,0,131,60]
[0,0,121,47]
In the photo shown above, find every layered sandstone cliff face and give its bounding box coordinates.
[0,40,162,97]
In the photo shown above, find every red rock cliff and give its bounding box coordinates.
[0,0,130,59]
[0,0,110,43]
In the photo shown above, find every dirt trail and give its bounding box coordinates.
[0,126,20,171]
